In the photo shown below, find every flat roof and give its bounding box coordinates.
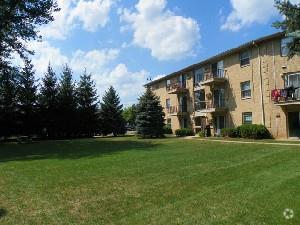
[145,32,284,87]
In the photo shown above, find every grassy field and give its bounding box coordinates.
[0,137,299,225]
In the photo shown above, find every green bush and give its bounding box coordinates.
[163,126,173,134]
[175,128,194,137]
[221,128,238,138]
[237,124,271,139]
[197,130,205,137]
[221,125,270,139]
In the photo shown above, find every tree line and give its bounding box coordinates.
[0,61,126,140]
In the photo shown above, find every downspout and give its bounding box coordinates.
[272,41,276,89]
[254,42,266,126]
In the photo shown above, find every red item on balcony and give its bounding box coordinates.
[271,89,281,102]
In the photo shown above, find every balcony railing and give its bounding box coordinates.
[271,88,300,104]
[195,100,226,111]
[206,69,226,79]
[167,105,188,114]
[198,69,227,86]
[167,81,188,94]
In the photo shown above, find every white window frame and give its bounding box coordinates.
[242,112,253,125]
[240,51,250,66]
[241,81,251,99]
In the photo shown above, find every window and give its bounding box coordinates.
[241,81,251,98]
[194,68,204,84]
[281,37,293,57]
[240,51,250,66]
[166,79,171,88]
[166,98,171,109]
[242,112,252,125]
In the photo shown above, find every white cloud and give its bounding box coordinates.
[40,0,114,39]
[26,41,69,76]
[26,40,147,105]
[221,0,300,32]
[68,0,113,32]
[69,48,119,73]
[153,74,165,81]
[120,0,200,60]
[93,64,148,105]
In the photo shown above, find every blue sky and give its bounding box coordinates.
[26,0,293,105]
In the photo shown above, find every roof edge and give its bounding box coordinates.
[145,32,285,87]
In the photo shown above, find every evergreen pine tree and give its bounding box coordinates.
[39,63,58,138]
[57,64,77,137]
[17,60,38,136]
[0,66,18,138]
[274,0,300,57]
[135,88,165,138]
[77,69,99,137]
[99,86,126,136]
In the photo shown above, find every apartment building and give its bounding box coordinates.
[145,32,300,139]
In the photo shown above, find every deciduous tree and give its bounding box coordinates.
[274,0,300,57]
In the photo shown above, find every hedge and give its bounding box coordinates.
[221,128,238,138]
[221,124,271,139]
[175,128,194,137]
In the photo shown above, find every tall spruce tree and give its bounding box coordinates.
[17,60,38,136]
[77,70,99,137]
[135,88,165,138]
[0,66,18,138]
[57,64,77,137]
[99,86,126,136]
[274,0,300,57]
[39,63,58,138]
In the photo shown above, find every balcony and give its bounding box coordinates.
[271,88,300,106]
[167,105,188,116]
[199,69,227,86]
[167,82,188,94]
[194,100,227,114]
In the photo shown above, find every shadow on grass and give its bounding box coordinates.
[0,208,7,219]
[0,138,160,163]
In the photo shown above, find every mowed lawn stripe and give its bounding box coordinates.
[0,137,299,225]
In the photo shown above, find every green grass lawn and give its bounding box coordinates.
[0,137,299,225]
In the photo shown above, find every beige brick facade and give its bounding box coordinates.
[146,33,300,139]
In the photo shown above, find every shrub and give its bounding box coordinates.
[175,128,194,137]
[221,128,238,138]
[237,124,270,139]
[197,130,205,137]
[163,126,173,134]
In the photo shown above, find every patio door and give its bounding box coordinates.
[288,112,300,138]
[217,60,224,77]
[178,74,186,88]
[181,117,188,129]
[213,89,225,108]
[179,95,187,112]
[286,73,300,99]
[195,90,205,110]
[214,116,225,136]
